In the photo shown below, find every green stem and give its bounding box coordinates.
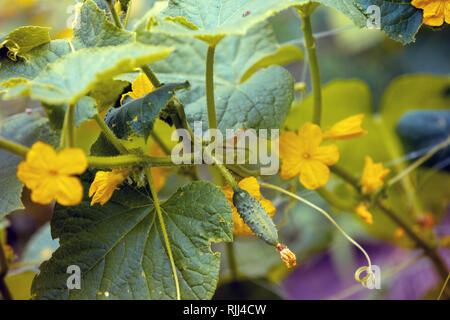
[146,169,181,300]
[376,118,424,216]
[300,12,322,125]
[60,104,75,149]
[106,0,123,29]
[388,136,450,187]
[208,153,238,191]
[331,165,360,189]
[93,113,128,154]
[206,46,218,130]
[0,241,12,300]
[226,164,259,178]
[438,273,450,300]
[87,155,193,169]
[226,242,239,281]
[141,65,161,88]
[331,164,450,298]
[123,0,131,28]
[0,138,29,158]
[260,182,373,274]
[174,99,195,138]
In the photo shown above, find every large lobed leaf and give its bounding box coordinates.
[319,0,422,44]
[144,0,422,45]
[4,43,174,105]
[136,18,298,135]
[72,0,135,49]
[31,180,233,299]
[0,113,58,219]
[148,0,307,46]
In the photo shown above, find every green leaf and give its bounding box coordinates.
[32,180,233,299]
[105,81,190,140]
[4,43,174,105]
[318,0,422,44]
[44,96,98,131]
[380,75,450,135]
[0,113,58,219]
[136,19,298,135]
[72,0,135,49]
[144,0,307,46]
[287,78,450,245]
[0,26,51,60]
[0,39,72,92]
[89,79,129,113]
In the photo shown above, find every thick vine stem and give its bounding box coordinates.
[206,152,239,191]
[146,169,181,300]
[87,154,195,169]
[331,164,450,298]
[0,138,29,158]
[105,0,123,29]
[93,113,129,154]
[206,45,218,130]
[299,10,322,125]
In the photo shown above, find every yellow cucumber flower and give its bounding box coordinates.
[279,123,339,190]
[361,156,390,194]
[17,141,87,206]
[412,0,450,26]
[323,114,367,140]
[120,73,154,104]
[355,203,373,224]
[276,243,297,269]
[89,169,129,206]
[221,177,276,236]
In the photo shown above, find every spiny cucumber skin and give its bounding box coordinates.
[232,188,278,245]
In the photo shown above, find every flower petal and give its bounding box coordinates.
[299,160,330,190]
[259,199,276,217]
[323,114,367,140]
[297,122,323,152]
[55,175,84,206]
[312,144,340,166]
[56,148,88,175]
[130,73,154,99]
[17,161,47,190]
[25,141,57,171]
[29,176,58,205]
[280,158,302,179]
[279,131,303,160]
[238,176,261,201]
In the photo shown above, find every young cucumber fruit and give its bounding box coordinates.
[232,188,278,245]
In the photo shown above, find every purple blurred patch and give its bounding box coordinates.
[282,224,450,300]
